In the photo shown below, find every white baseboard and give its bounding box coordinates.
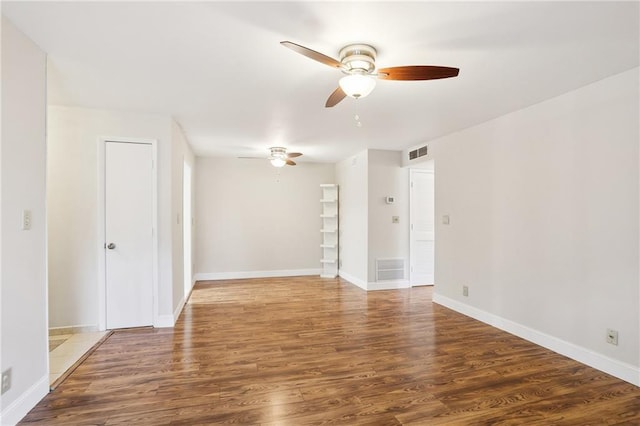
[337,272,410,291]
[173,297,186,322]
[154,280,196,328]
[367,280,411,291]
[0,374,49,426]
[338,270,367,290]
[154,313,175,328]
[433,293,640,386]
[194,269,321,281]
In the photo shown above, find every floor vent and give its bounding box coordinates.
[408,144,428,161]
[376,258,405,281]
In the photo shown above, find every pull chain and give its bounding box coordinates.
[353,98,362,128]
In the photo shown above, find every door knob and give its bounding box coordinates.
[107,243,116,250]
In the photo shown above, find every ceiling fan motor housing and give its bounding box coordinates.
[269,146,287,159]
[339,44,377,74]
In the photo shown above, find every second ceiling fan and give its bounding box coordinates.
[281,41,459,108]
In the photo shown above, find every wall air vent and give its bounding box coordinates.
[408,144,428,161]
[376,258,405,281]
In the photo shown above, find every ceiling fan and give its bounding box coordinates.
[240,147,303,167]
[281,41,459,107]
[268,147,302,167]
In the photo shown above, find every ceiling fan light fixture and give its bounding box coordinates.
[339,74,376,99]
[270,157,286,167]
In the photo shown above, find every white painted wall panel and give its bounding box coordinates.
[430,68,639,373]
[335,151,369,286]
[195,158,334,277]
[367,150,409,284]
[171,121,195,316]
[1,16,49,423]
[47,106,174,327]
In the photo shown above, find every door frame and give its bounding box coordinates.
[97,136,158,331]
[182,159,193,299]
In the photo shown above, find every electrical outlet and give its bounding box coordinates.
[462,285,469,297]
[1,368,11,395]
[606,329,618,346]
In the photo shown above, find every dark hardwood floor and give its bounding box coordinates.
[21,276,640,425]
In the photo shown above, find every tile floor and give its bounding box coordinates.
[49,331,109,385]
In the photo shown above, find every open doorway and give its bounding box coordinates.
[409,161,435,286]
[183,161,193,299]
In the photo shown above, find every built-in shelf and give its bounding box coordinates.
[320,184,339,279]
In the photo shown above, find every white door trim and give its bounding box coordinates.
[97,136,158,330]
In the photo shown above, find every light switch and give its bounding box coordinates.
[21,209,32,230]
[442,215,450,225]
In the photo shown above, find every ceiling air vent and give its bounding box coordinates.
[408,144,428,161]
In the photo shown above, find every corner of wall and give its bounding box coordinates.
[0,375,50,426]
[433,292,640,386]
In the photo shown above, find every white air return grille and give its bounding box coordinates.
[408,145,428,161]
[376,258,405,281]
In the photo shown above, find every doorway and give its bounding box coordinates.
[98,138,158,330]
[410,165,435,286]
[183,161,193,299]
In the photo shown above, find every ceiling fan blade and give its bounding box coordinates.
[287,152,303,158]
[325,87,346,108]
[378,66,459,81]
[285,159,297,166]
[281,41,341,68]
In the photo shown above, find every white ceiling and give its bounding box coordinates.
[2,1,638,163]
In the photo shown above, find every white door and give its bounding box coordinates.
[410,168,435,285]
[105,141,153,329]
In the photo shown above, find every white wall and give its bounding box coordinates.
[335,149,410,290]
[195,158,334,279]
[171,120,195,317]
[335,151,369,286]
[367,150,409,285]
[427,68,639,384]
[47,105,175,328]
[1,16,49,424]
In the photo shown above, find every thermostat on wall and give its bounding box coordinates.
[385,196,395,204]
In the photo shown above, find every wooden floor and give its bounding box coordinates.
[21,277,639,425]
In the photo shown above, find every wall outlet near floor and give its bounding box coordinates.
[606,329,618,346]
[462,285,469,297]
[1,368,11,395]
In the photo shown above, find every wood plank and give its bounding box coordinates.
[20,277,640,424]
